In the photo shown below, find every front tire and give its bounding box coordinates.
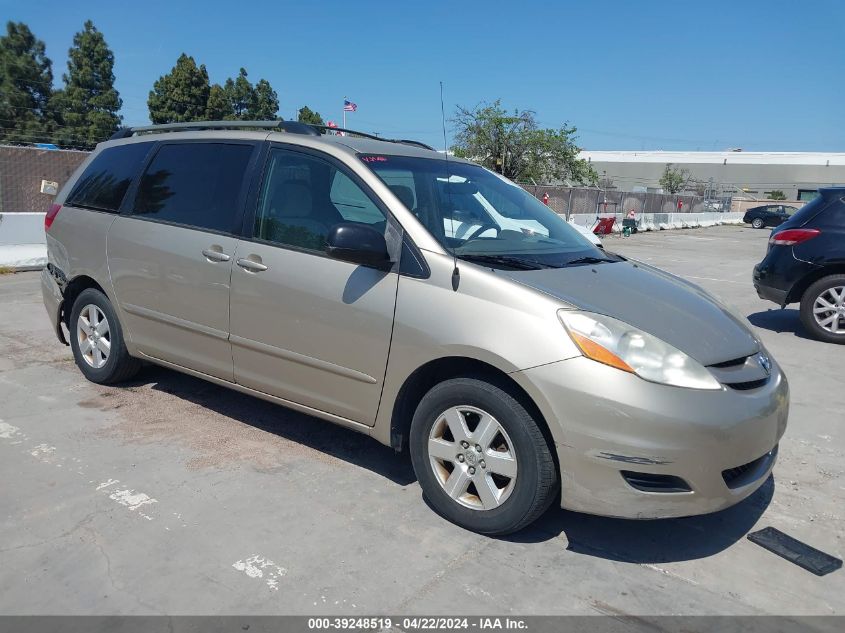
[69,288,141,383]
[409,377,558,535]
[800,275,845,344]
[751,218,764,229]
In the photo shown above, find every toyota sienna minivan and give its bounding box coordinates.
[42,121,788,534]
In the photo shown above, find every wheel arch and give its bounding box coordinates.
[787,264,845,305]
[387,356,560,476]
[61,275,108,330]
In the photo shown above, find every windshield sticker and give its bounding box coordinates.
[360,155,388,163]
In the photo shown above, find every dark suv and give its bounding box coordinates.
[743,204,799,229]
[753,187,845,343]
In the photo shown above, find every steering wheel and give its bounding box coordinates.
[462,223,500,243]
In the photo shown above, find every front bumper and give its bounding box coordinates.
[519,356,789,519]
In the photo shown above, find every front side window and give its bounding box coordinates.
[66,143,152,212]
[133,143,254,233]
[361,154,611,270]
[254,148,386,251]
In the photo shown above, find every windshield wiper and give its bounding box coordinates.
[458,254,551,270]
[565,255,617,266]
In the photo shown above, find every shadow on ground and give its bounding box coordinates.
[748,308,812,340]
[121,365,416,486]
[511,476,774,563]
[120,364,772,564]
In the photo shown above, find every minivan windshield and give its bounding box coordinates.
[360,154,615,269]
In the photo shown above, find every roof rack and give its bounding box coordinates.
[109,120,319,140]
[109,120,436,151]
[309,125,436,151]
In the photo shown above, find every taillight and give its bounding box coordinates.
[769,228,820,246]
[45,203,61,231]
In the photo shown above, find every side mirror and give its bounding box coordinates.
[325,222,392,269]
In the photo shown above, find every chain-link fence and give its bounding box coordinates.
[0,145,89,214]
[520,183,732,219]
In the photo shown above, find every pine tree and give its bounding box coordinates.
[297,106,323,126]
[249,78,279,120]
[147,53,210,124]
[222,68,254,120]
[52,20,122,149]
[205,83,233,120]
[0,21,54,144]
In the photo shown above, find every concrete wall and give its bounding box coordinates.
[568,211,745,234]
[0,212,47,270]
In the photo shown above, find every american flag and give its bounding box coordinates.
[343,99,357,112]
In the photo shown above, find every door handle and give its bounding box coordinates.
[236,257,268,272]
[202,248,231,262]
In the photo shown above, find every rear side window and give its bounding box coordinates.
[779,196,828,229]
[66,143,151,212]
[133,143,254,233]
[815,197,845,227]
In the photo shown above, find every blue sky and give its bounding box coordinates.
[4,0,843,151]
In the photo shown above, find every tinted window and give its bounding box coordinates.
[66,143,151,212]
[815,197,845,227]
[779,196,830,229]
[329,171,384,225]
[133,143,254,233]
[254,148,386,251]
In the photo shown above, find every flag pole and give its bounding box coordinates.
[343,96,346,129]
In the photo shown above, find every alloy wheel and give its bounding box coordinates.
[427,405,518,511]
[76,304,111,368]
[812,286,845,335]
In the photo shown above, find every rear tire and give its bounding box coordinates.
[800,275,845,344]
[409,377,558,535]
[69,288,141,383]
[751,218,764,229]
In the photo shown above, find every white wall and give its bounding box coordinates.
[0,212,47,270]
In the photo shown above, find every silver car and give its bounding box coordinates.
[42,121,788,534]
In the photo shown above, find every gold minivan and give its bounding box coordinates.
[43,121,788,534]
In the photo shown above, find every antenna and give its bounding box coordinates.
[440,81,460,291]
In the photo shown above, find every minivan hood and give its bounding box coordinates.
[500,260,759,366]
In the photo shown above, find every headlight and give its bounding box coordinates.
[558,310,721,390]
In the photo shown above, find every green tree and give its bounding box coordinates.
[0,22,54,144]
[205,83,233,120]
[147,53,210,123]
[51,20,122,149]
[297,105,323,126]
[249,78,279,120]
[768,190,786,200]
[452,100,596,185]
[659,163,692,194]
[222,67,254,119]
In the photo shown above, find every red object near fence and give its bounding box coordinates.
[593,217,616,235]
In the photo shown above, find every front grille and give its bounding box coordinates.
[725,377,770,391]
[722,445,778,489]
[621,471,692,493]
[707,353,772,390]
[710,356,747,369]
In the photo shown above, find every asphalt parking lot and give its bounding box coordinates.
[1,225,842,615]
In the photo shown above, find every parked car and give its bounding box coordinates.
[753,187,845,344]
[743,204,799,229]
[43,121,788,535]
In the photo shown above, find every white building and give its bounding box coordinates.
[579,150,845,201]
